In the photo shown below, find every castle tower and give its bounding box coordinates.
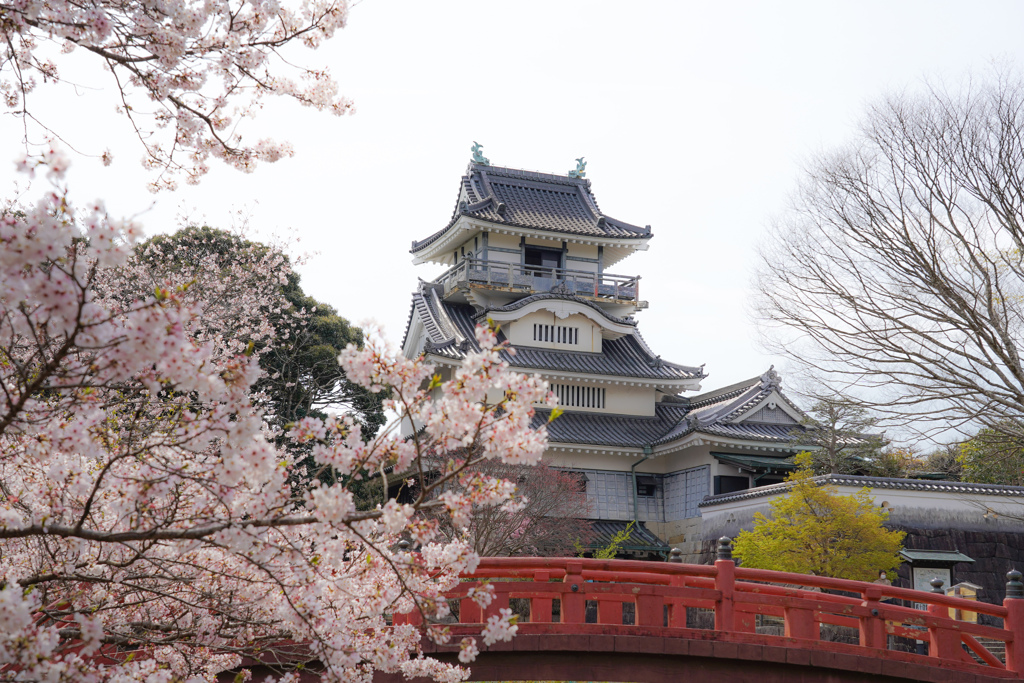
[402,154,810,558]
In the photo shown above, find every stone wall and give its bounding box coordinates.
[893,526,1024,606]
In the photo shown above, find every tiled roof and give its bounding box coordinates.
[587,520,668,551]
[533,403,691,448]
[900,549,975,564]
[402,284,814,452]
[408,286,703,382]
[534,401,810,450]
[699,474,1024,508]
[411,164,650,253]
[698,422,801,442]
[713,453,797,470]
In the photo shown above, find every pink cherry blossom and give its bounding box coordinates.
[0,151,548,681]
[2,0,355,186]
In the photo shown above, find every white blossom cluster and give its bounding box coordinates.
[0,151,556,681]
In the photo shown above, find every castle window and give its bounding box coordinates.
[524,246,562,273]
[551,383,605,409]
[534,324,578,345]
[636,476,658,497]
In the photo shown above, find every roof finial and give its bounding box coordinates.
[759,365,781,390]
[568,157,587,178]
[471,141,489,166]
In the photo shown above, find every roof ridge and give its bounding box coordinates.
[700,473,1024,507]
[470,162,592,188]
[688,384,751,409]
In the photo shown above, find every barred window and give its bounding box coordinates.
[533,324,578,345]
[551,383,606,409]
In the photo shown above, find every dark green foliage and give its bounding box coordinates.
[136,225,386,440]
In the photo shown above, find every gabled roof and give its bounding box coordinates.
[534,402,691,448]
[900,549,975,565]
[587,520,668,553]
[411,163,651,253]
[403,283,703,383]
[535,370,812,451]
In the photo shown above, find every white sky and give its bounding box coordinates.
[4,0,1024,394]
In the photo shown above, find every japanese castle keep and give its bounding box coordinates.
[401,154,812,559]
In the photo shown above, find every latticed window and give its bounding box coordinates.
[552,383,605,409]
[533,324,578,345]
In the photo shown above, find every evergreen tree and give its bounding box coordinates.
[132,225,386,438]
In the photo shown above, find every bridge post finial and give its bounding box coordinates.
[1004,570,1024,674]
[669,547,683,563]
[716,537,733,562]
[1008,569,1024,599]
[396,539,411,552]
[930,577,945,594]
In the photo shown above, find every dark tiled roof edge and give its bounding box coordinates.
[699,474,1024,507]
[410,163,651,253]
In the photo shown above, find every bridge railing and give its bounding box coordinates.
[396,540,1024,677]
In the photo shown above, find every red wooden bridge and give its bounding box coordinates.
[389,540,1024,683]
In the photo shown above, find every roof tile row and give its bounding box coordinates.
[412,164,650,253]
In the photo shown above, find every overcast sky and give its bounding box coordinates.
[5,0,1024,396]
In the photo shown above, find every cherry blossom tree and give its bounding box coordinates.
[1,0,353,189]
[428,460,593,558]
[100,224,386,441]
[0,153,553,681]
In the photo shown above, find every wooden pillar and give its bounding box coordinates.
[714,537,735,632]
[561,561,585,624]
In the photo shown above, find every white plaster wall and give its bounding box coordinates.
[507,311,601,353]
[544,451,643,472]
[567,243,599,260]
[486,250,519,265]
[700,482,1024,540]
[654,445,719,475]
[564,258,599,274]
[604,385,656,416]
[487,232,520,250]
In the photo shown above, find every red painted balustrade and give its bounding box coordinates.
[395,552,1024,679]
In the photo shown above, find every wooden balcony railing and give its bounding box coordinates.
[395,539,1024,678]
[435,258,641,305]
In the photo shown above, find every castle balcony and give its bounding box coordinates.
[434,257,646,308]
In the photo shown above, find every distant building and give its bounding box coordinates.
[701,475,1024,605]
[402,158,813,558]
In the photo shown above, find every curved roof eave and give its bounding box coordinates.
[411,216,652,260]
[476,293,638,329]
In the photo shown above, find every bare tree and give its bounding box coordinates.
[428,460,593,557]
[756,68,1024,442]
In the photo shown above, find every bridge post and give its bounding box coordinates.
[531,570,553,623]
[597,598,622,624]
[858,585,885,649]
[461,587,482,624]
[561,560,585,624]
[666,549,686,627]
[926,578,961,661]
[667,574,687,628]
[1004,569,1024,674]
[714,537,735,632]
